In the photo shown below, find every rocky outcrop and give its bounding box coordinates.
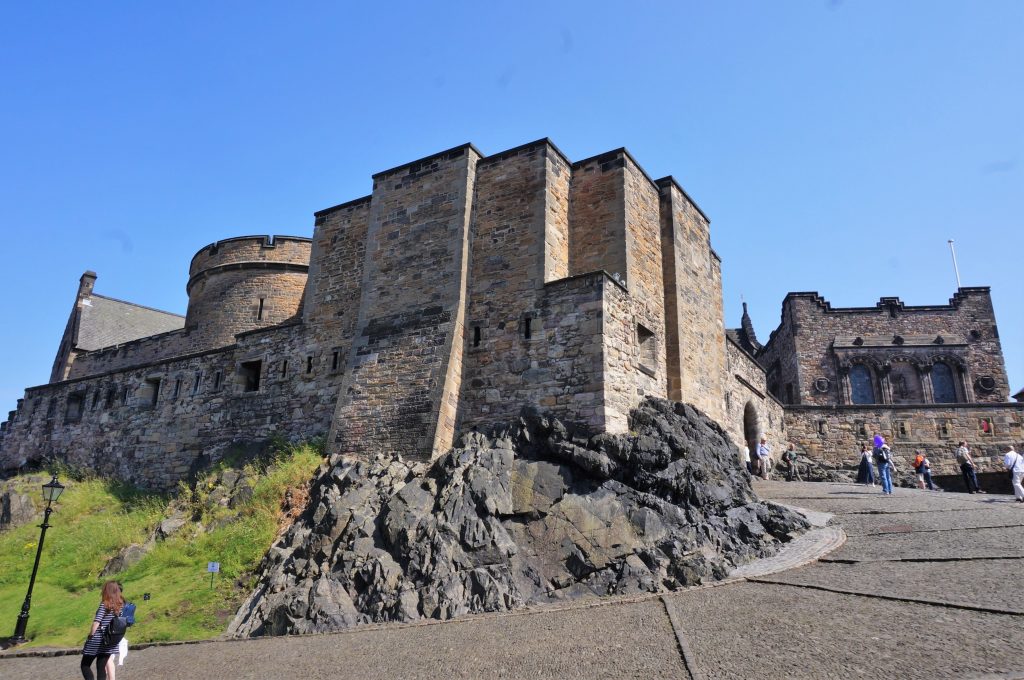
[228,398,808,637]
[0,489,36,532]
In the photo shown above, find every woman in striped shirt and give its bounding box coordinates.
[81,580,124,680]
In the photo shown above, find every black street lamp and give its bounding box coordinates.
[10,474,65,644]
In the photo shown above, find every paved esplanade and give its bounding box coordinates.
[4,483,1023,679]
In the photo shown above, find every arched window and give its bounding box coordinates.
[932,362,957,403]
[850,364,875,404]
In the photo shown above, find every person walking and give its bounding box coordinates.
[956,441,984,494]
[782,443,801,481]
[856,444,875,486]
[757,436,773,480]
[81,581,124,680]
[1004,445,1024,503]
[921,453,935,491]
[874,442,894,495]
[913,451,927,490]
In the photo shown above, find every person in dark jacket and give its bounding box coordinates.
[81,580,124,680]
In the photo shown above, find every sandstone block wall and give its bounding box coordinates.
[760,288,1011,407]
[329,145,480,460]
[2,322,343,489]
[784,403,1024,475]
[184,236,311,351]
[659,178,726,424]
[724,338,787,468]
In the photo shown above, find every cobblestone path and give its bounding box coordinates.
[4,482,1023,679]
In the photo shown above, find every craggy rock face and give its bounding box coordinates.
[228,398,808,637]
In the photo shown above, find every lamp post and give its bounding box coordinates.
[10,474,65,644]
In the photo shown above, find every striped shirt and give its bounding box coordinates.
[82,603,121,655]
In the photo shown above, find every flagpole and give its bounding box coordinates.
[947,239,961,289]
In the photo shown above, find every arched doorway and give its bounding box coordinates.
[742,402,759,470]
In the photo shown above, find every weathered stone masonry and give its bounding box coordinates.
[2,138,1019,488]
[2,138,748,489]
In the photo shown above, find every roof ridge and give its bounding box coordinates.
[89,294,185,319]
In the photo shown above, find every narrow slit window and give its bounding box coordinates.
[524,317,532,340]
[213,371,223,390]
[192,372,202,395]
[172,377,182,399]
[121,388,130,406]
[473,326,481,347]
[281,359,288,378]
[306,356,314,374]
[637,324,657,374]
[257,297,265,321]
[331,351,340,371]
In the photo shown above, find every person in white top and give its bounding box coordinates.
[1004,445,1024,503]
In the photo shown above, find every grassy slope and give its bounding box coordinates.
[0,443,322,648]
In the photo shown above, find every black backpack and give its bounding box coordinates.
[873,447,888,465]
[102,605,131,647]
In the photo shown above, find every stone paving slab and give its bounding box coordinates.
[827,525,1024,562]
[0,599,686,680]
[779,493,985,515]
[838,506,1024,536]
[665,581,1024,680]
[730,526,845,578]
[759,557,1024,614]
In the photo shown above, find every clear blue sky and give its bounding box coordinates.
[1,1,1021,417]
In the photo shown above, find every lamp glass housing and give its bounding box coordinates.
[41,476,65,503]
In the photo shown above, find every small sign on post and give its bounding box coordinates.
[208,561,220,589]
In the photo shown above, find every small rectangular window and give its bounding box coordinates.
[473,326,481,348]
[92,390,101,410]
[192,372,202,395]
[331,351,340,371]
[240,360,262,392]
[523,317,532,340]
[306,356,314,374]
[172,377,182,399]
[817,420,827,435]
[257,297,265,321]
[213,371,223,391]
[895,420,910,438]
[121,387,130,406]
[65,393,84,423]
[280,359,288,378]
[144,378,161,407]
[105,388,115,409]
[855,420,867,437]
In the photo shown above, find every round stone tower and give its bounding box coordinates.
[185,235,312,350]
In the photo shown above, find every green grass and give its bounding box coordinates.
[0,441,323,648]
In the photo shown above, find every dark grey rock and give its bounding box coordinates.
[101,543,149,576]
[227,398,808,637]
[0,490,35,531]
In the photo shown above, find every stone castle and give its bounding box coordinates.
[1,138,1021,488]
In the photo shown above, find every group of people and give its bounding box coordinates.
[857,437,1024,502]
[746,437,802,482]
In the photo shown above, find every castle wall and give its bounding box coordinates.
[1,322,343,489]
[765,288,1010,407]
[184,236,311,351]
[785,403,1024,476]
[459,140,561,429]
[329,145,480,460]
[659,179,726,423]
[304,198,370,347]
[568,152,627,282]
[724,338,787,468]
